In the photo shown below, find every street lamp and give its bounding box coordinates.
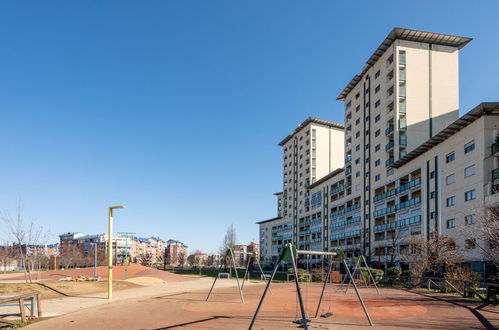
[108,205,125,299]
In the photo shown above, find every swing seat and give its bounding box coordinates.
[292,318,311,324]
[320,312,333,318]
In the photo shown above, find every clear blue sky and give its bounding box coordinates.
[0,1,498,253]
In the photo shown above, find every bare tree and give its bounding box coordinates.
[2,203,49,283]
[459,200,499,267]
[177,250,186,268]
[399,234,462,281]
[0,243,16,273]
[220,224,237,254]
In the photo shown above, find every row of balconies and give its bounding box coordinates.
[298,226,322,236]
[272,233,292,241]
[298,217,321,227]
[373,215,421,232]
[373,196,421,217]
[330,181,352,195]
[330,202,361,218]
[330,229,362,241]
[330,216,361,229]
[373,177,421,202]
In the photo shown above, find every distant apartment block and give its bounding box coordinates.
[59,232,166,265]
[258,28,498,274]
[165,239,188,266]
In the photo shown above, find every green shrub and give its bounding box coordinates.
[400,269,415,287]
[387,267,402,285]
[357,267,384,284]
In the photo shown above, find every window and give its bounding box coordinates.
[446,196,456,207]
[446,219,455,229]
[446,152,455,163]
[430,171,436,179]
[465,189,476,201]
[375,159,381,167]
[464,141,475,154]
[446,174,455,185]
[430,191,436,199]
[365,102,370,108]
[465,165,475,177]
[430,211,437,219]
[465,239,477,249]
[375,70,380,79]
[375,174,381,182]
[355,158,360,165]
[356,171,360,177]
[375,129,381,137]
[356,131,360,138]
[375,144,381,152]
[355,92,360,100]
[356,145,360,151]
[356,105,360,112]
[375,100,381,108]
[355,118,360,125]
[346,101,352,109]
[375,85,380,93]
[465,215,476,225]
[375,114,381,123]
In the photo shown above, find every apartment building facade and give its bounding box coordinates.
[258,28,497,272]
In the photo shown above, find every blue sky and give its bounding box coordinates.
[0,1,498,253]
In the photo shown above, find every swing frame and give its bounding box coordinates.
[345,255,380,295]
[206,249,271,304]
[248,244,374,330]
[206,248,245,303]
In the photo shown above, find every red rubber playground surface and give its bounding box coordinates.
[25,281,499,329]
[0,265,194,282]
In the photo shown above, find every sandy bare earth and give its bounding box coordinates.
[18,280,499,330]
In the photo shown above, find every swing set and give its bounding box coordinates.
[248,244,375,330]
[206,248,270,304]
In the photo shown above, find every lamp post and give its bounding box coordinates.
[108,205,125,299]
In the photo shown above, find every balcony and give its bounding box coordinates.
[330,216,361,229]
[330,229,361,241]
[385,141,394,151]
[330,203,361,218]
[373,215,421,232]
[385,125,394,136]
[492,140,499,155]
[399,102,406,115]
[373,196,421,217]
[386,158,394,167]
[345,154,352,163]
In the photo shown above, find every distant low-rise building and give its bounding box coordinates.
[166,240,188,267]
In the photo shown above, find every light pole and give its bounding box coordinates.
[108,205,125,299]
[91,243,97,278]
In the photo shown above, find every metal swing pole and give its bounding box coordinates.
[361,256,380,295]
[230,250,245,303]
[343,259,373,326]
[248,257,281,330]
[291,246,309,330]
[255,254,272,294]
[345,257,361,294]
[206,257,225,301]
[241,254,252,290]
[314,259,334,318]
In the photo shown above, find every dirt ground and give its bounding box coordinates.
[0,265,194,282]
[0,280,141,299]
[23,281,499,330]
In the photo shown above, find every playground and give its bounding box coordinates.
[0,247,496,329]
[16,280,499,330]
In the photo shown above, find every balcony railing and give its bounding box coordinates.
[386,158,394,166]
[386,141,394,151]
[373,196,421,217]
[330,216,361,229]
[385,126,394,136]
[330,229,361,241]
[330,203,360,218]
[492,141,499,155]
[330,181,352,195]
[492,168,499,181]
[373,215,421,232]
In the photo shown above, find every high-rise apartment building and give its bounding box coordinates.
[258,28,498,273]
[278,118,344,251]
